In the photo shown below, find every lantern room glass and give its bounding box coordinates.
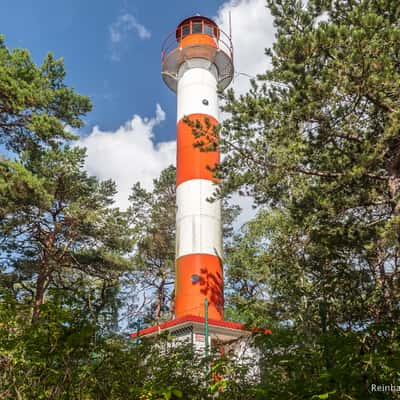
[177,18,219,41]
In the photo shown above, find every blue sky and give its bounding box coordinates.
[2,0,227,140]
[1,0,275,220]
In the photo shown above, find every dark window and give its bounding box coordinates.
[204,24,213,36]
[182,24,190,38]
[192,22,202,34]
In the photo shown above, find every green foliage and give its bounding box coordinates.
[217,0,400,398]
[125,165,176,323]
[0,36,91,153]
[0,145,132,324]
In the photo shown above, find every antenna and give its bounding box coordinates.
[229,11,232,40]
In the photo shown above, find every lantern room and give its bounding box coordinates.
[161,15,234,92]
[175,16,220,48]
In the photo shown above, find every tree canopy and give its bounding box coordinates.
[217,0,400,398]
[0,35,91,153]
[2,1,400,398]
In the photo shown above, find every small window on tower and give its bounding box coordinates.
[205,24,213,36]
[192,22,202,34]
[182,24,190,38]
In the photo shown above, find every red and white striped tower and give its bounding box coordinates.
[162,16,234,321]
[131,17,270,351]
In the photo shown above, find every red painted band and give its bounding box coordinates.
[176,114,219,186]
[175,253,223,320]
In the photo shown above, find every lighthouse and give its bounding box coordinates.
[163,15,233,321]
[132,15,268,352]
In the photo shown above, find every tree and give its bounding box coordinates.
[125,165,177,324]
[0,146,132,324]
[0,35,91,154]
[0,35,137,399]
[0,36,131,325]
[212,0,400,398]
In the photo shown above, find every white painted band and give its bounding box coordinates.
[177,67,219,122]
[176,179,222,258]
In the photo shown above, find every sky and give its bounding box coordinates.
[1,0,275,226]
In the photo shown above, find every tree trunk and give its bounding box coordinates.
[155,280,165,321]
[31,269,50,324]
[388,150,400,212]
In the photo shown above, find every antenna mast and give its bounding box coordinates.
[229,11,232,39]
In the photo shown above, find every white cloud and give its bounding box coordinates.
[215,0,275,95]
[78,104,175,209]
[110,13,151,41]
[109,13,151,61]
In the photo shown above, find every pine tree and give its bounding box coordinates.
[125,165,177,323]
[0,36,131,325]
[1,146,132,324]
[0,35,91,154]
[215,0,400,397]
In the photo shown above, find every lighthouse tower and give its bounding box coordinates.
[163,16,234,321]
[132,16,268,353]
